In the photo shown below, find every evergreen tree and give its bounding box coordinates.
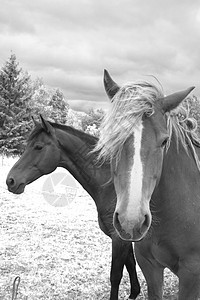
[49,88,69,124]
[0,53,33,155]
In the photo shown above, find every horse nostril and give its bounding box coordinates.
[7,177,15,187]
[144,214,148,226]
[141,214,151,232]
[113,212,132,240]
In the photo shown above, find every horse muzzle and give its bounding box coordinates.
[113,210,151,242]
[6,176,26,194]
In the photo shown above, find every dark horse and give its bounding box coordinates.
[95,70,200,299]
[6,116,140,300]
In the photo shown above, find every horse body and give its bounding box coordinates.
[6,119,140,300]
[95,70,200,299]
[135,134,200,299]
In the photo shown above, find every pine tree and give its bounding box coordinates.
[0,53,33,155]
[49,88,69,124]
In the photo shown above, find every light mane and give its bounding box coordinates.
[94,81,200,170]
[166,104,200,170]
[94,81,163,163]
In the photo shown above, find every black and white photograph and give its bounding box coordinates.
[1,0,200,299]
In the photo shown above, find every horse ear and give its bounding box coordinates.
[161,86,195,113]
[104,69,120,101]
[40,115,54,135]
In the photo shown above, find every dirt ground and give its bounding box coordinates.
[0,158,178,299]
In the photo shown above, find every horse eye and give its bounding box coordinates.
[161,138,168,148]
[144,110,153,118]
[34,144,43,150]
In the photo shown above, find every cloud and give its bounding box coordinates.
[0,0,200,111]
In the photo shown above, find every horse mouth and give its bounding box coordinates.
[113,212,149,242]
[8,183,26,194]
[116,227,145,242]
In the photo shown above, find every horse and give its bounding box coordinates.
[94,70,200,299]
[6,116,140,300]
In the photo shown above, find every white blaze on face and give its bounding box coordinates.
[127,121,144,218]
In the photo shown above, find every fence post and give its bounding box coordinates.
[12,276,20,300]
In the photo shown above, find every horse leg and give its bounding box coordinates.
[178,268,200,300]
[125,244,140,299]
[135,244,164,300]
[110,237,139,300]
[110,237,127,300]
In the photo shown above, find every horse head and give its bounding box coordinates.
[96,70,194,241]
[6,115,60,194]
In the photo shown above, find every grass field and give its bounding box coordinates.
[1,156,178,299]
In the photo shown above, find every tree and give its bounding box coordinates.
[48,88,69,124]
[182,95,200,135]
[85,124,99,137]
[30,80,69,124]
[29,78,53,120]
[81,108,104,133]
[65,109,84,130]
[0,53,33,155]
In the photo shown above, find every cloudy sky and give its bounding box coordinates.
[0,0,200,112]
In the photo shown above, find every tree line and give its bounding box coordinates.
[1,53,200,156]
[0,54,104,156]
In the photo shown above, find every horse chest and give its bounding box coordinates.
[151,240,179,272]
[148,221,200,275]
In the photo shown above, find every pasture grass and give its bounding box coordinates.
[0,156,178,299]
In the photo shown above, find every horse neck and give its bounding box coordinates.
[154,129,200,208]
[55,126,112,201]
[164,129,200,172]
